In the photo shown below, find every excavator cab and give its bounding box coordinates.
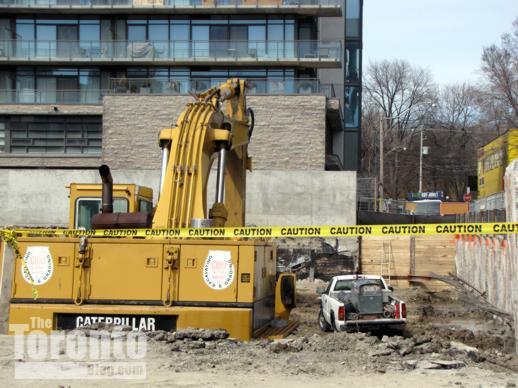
[68,183,153,229]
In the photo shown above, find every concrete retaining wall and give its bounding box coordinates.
[455,159,518,353]
[0,169,356,228]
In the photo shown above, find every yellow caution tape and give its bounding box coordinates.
[0,229,39,299]
[5,222,518,239]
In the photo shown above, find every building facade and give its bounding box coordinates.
[0,0,362,227]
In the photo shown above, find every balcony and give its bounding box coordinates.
[0,78,336,104]
[110,77,336,97]
[0,0,342,16]
[0,40,341,67]
[0,89,105,104]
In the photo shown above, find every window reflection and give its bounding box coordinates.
[345,0,361,38]
[345,86,360,128]
[345,43,360,82]
[13,67,100,104]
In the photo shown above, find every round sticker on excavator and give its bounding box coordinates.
[203,250,234,290]
[22,246,54,285]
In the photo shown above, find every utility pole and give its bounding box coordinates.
[379,115,384,212]
[418,129,423,192]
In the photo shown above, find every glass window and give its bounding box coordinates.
[114,198,129,212]
[334,280,354,291]
[1,115,102,154]
[75,198,128,229]
[0,122,5,151]
[76,199,100,229]
[344,131,360,171]
[345,43,361,82]
[345,86,360,128]
[149,24,168,41]
[248,26,266,57]
[139,199,153,214]
[267,24,283,58]
[16,70,35,103]
[346,0,361,38]
[284,20,295,57]
[16,21,35,59]
[192,26,209,57]
[171,24,189,58]
[128,25,146,41]
[16,21,35,40]
[36,25,56,41]
[80,23,100,51]
[210,26,227,57]
[229,26,247,56]
[79,68,101,103]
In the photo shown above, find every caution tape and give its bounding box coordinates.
[0,229,39,299]
[4,222,518,239]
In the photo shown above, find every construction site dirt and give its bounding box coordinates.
[1,279,517,387]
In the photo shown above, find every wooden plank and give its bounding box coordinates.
[360,235,455,290]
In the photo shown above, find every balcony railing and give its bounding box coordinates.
[110,77,336,97]
[0,89,105,104]
[0,78,336,104]
[0,40,342,64]
[0,0,340,8]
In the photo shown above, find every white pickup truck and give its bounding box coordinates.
[318,275,406,333]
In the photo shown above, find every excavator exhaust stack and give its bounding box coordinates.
[91,164,151,229]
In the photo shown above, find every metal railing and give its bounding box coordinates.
[0,89,106,104]
[456,210,506,223]
[0,40,341,62]
[357,197,408,214]
[0,0,340,8]
[109,77,335,97]
[0,79,335,104]
[470,192,506,212]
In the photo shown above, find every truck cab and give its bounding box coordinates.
[68,183,153,229]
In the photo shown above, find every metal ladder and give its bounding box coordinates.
[380,240,394,283]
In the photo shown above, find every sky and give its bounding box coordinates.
[363,0,518,85]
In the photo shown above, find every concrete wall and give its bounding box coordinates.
[455,159,518,353]
[0,95,327,171]
[0,168,356,227]
[102,95,326,171]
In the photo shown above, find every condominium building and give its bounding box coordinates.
[0,0,362,227]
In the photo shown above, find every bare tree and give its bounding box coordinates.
[481,17,518,129]
[421,84,481,199]
[361,59,437,199]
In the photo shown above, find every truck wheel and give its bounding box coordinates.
[318,309,331,332]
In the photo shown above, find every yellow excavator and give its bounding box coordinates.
[5,79,296,340]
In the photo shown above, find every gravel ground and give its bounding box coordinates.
[1,279,517,387]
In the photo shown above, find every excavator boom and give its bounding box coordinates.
[153,79,252,229]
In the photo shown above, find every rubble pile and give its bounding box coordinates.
[130,326,516,373]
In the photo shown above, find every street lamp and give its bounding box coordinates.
[417,105,436,192]
[419,129,424,193]
[418,130,431,192]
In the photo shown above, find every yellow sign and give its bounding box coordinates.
[6,222,518,239]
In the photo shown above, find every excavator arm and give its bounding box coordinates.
[152,79,253,229]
